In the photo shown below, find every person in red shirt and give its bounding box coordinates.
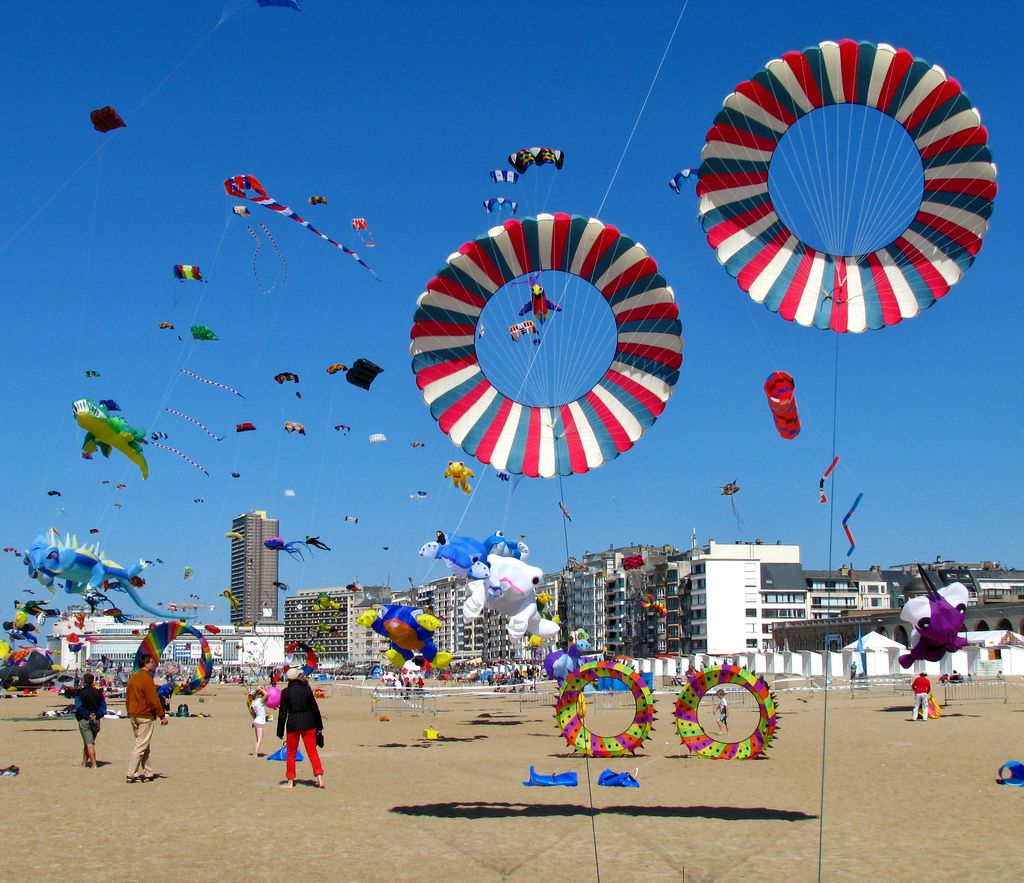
[911,673,931,721]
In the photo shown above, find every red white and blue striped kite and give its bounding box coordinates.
[224,175,379,280]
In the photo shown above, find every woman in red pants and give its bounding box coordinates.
[276,668,324,789]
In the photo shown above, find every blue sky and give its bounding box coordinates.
[1,1,1020,621]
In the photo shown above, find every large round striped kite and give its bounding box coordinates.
[410,214,683,477]
[697,39,997,332]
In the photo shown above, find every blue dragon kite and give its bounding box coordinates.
[22,530,186,620]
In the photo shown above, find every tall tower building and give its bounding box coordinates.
[229,511,280,624]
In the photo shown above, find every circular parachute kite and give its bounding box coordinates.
[697,40,996,332]
[410,214,683,477]
[134,621,212,695]
[673,665,777,759]
[555,660,655,757]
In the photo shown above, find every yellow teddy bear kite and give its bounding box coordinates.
[443,461,474,495]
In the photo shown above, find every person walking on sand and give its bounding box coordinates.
[276,669,324,789]
[125,653,168,783]
[714,688,729,736]
[911,672,931,722]
[249,688,267,756]
[75,673,107,769]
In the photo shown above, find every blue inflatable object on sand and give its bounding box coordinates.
[268,745,304,762]
[598,769,640,788]
[997,760,1024,786]
[522,766,577,787]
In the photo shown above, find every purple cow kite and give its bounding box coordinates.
[898,579,969,668]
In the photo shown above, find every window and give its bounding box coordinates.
[763,593,806,604]
[745,608,757,617]
[746,639,758,648]
[746,623,757,634]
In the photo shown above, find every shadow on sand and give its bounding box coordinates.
[390,801,817,822]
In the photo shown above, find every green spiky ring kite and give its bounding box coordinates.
[673,664,778,759]
[555,660,655,757]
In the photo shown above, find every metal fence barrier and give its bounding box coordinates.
[848,675,912,698]
[369,686,437,716]
[942,679,1007,706]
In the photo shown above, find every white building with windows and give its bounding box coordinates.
[687,541,803,654]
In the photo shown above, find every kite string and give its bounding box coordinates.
[594,0,689,217]
[817,331,840,883]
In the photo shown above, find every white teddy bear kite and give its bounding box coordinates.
[462,553,561,641]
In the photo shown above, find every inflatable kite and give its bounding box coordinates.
[418,531,489,577]
[233,206,251,217]
[264,537,305,561]
[309,196,327,205]
[355,604,452,669]
[483,197,518,215]
[236,422,256,432]
[312,592,339,610]
[0,648,61,689]
[275,372,299,385]
[90,106,125,133]
[219,589,240,610]
[224,174,378,279]
[284,641,318,675]
[674,665,778,759]
[898,576,969,667]
[345,358,383,390]
[509,320,538,343]
[669,168,697,193]
[351,218,374,247]
[463,554,559,642]
[696,40,997,332]
[74,398,148,479]
[284,421,306,435]
[369,433,387,444]
[134,621,212,694]
[257,0,300,10]
[326,363,348,375]
[411,214,682,477]
[543,629,592,684]
[509,147,564,174]
[556,660,654,757]
[763,371,800,439]
[190,326,218,341]
[22,530,172,619]
[443,461,474,494]
[490,169,519,183]
[173,265,204,282]
[305,536,330,552]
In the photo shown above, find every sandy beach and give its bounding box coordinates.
[2,679,1022,882]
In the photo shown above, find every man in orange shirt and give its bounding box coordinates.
[125,653,168,782]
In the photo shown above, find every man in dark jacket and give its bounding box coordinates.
[75,673,107,768]
[276,668,324,788]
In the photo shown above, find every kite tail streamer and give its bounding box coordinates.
[147,441,210,476]
[224,174,379,280]
[730,497,744,528]
[163,408,223,442]
[819,456,840,503]
[179,369,244,399]
[842,493,863,557]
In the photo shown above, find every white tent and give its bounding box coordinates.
[964,630,1024,648]
[842,631,906,651]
